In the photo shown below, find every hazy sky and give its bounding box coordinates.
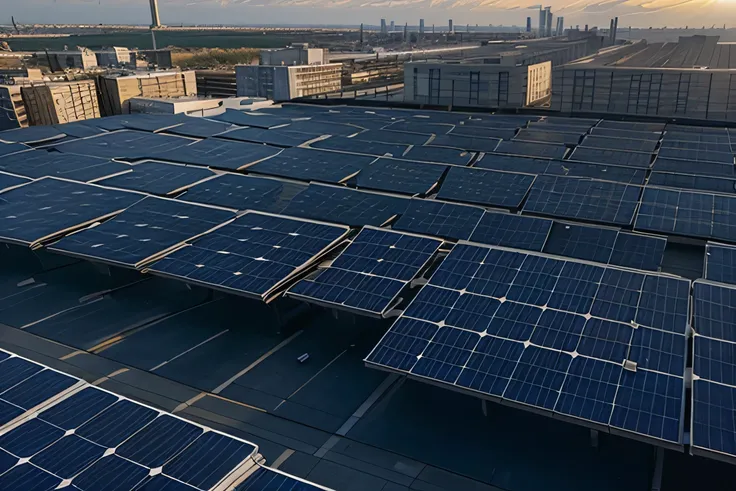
[2,0,735,28]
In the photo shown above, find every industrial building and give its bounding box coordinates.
[46,48,98,71]
[551,35,736,121]
[236,64,342,101]
[260,44,325,66]
[403,34,606,108]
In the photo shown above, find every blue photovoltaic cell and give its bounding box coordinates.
[0,142,29,157]
[356,130,431,146]
[589,127,662,141]
[0,357,43,393]
[402,145,473,166]
[1,369,76,410]
[0,151,130,182]
[692,380,736,458]
[30,434,106,479]
[469,212,552,251]
[706,243,736,284]
[504,346,572,410]
[178,173,306,214]
[543,161,647,185]
[454,336,525,397]
[364,317,438,372]
[288,228,441,315]
[282,183,409,227]
[164,118,235,138]
[542,222,618,264]
[392,199,484,241]
[589,269,644,325]
[284,120,364,137]
[156,138,283,171]
[493,141,568,160]
[449,126,518,141]
[657,147,734,164]
[357,158,447,195]
[693,281,736,342]
[0,126,66,145]
[576,318,633,362]
[247,147,374,184]
[429,134,501,153]
[608,232,666,272]
[53,122,106,139]
[546,262,605,314]
[649,172,736,194]
[659,140,732,154]
[663,131,731,145]
[0,178,143,247]
[635,275,690,334]
[599,121,665,132]
[148,212,348,299]
[49,197,235,268]
[382,121,454,135]
[529,310,585,351]
[211,109,292,128]
[609,369,683,443]
[555,356,622,424]
[0,418,64,457]
[73,456,150,491]
[411,326,481,383]
[117,114,189,133]
[629,327,686,377]
[310,136,409,158]
[218,127,321,147]
[0,463,61,491]
[76,400,158,448]
[514,129,583,146]
[0,172,29,191]
[694,336,736,386]
[38,387,117,430]
[96,161,215,195]
[652,157,736,178]
[53,131,194,160]
[523,176,641,226]
[474,154,550,174]
[437,167,535,208]
[116,415,203,468]
[568,147,653,169]
[236,466,326,491]
[582,135,658,153]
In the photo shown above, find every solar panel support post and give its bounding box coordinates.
[650,447,664,491]
[589,429,599,448]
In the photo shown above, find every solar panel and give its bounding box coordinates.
[211,109,293,128]
[609,232,666,272]
[528,122,594,134]
[366,243,688,445]
[514,129,583,146]
[589,127,662,141]
[164,118,235,138]
[288,227,442,317]
[0,126,66,145]
[599,121,665,132]
[0,151,129,182]
[0,350,263,491]
[649,172,736,194]
[568,147,653,169]
[437,167,535,208]
[469,212,552,251]
[96,161,215,196]
[217,127,322,147]
[657,147,734,165]
[284,120,364,137]
[85,115,127,132]
[666,124,728,135]
[246,147,374,184]
[0,178,143,247]
[117,114,189,133]
[53,122,106,139]
[0,142,29,157]
[381,121,453,135]
[236,466,330,490]
[355,130,431,146]
[691,280,736,461]
[662,131,731,145]
[178,174,306,214]
[543,161,647,185]
[157,139,283,171]
[705,243,736,284]
[581,135,658,153]
[310,136,409,158]
[356,158,447,195]
[402,145,473,166]
[542,222,618,264]
[523,176,641,226]
[392,198,485,241]
[430,134,501,153]
[48,197,235,269]
[652,157,736,178]
[635,187,736,242]
[0,172,30,192]
[281,183,409,227]
[53,131,195,160]
[659,140,732,154]
[474,154,550,174]
[493,141,568,160]
[449,126,518,141]
[147,211,348,301]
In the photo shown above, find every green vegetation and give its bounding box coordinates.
[172,48,259,68]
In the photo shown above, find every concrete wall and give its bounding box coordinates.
[551,66,736,122]
[260,48,325,66]
[237,64,341,101]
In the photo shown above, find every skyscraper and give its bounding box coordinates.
[449,19,453,33]
[420,19,425,34]
[538,9,546,36]
[526,17,532,33]
[390,20,395,31]
[545,7,552,37]
[380,18,387,34]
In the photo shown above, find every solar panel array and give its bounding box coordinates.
[0,349,330,491]
[366,242,690,447]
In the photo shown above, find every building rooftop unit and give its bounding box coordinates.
[1,104,736,491]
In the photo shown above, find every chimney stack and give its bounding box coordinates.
[149,0,162,28]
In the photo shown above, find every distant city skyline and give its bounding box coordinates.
[2,0,734,29]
